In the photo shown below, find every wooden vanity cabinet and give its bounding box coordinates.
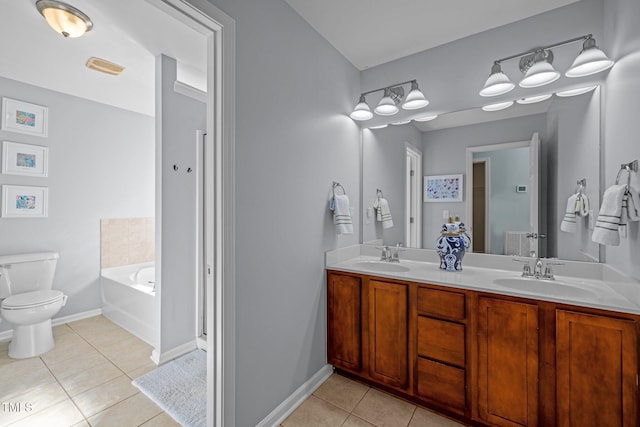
[327,272,362,373]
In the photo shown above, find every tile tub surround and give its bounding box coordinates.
[282,374,464,427]
[101,218,155,269]
[0,316,178,427]
[326,245,640,315]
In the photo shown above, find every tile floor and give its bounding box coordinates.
[0,315,179,427]
[283,374,466,427]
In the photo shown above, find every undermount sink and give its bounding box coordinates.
[493,277,597,299]
[350,261,410,273]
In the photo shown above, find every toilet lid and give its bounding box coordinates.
[2,290,64,309]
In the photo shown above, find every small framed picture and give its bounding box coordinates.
[1,97,49,137]
[2,141,49,177]
[1,185,49,218]
[424,173,464,202]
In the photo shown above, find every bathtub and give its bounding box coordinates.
[101,262,156,345]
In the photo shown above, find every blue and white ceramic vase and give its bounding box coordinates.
[436,219,470,271]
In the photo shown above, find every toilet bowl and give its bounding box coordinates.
[0,252,67,359]
[1,290,67,358]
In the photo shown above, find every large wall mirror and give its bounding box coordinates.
[361,87,602,262]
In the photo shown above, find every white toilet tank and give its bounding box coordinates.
[0,252,59,299]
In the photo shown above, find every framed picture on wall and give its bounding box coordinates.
[1,185,49,218]
[1,97,49,137]
[2,141,49,177]
[424,173,463,202]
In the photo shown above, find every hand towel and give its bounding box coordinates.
[373,197,394,229]
[575,193,590,217]
[592,184,627,246]
[560,194,578,233]
[331,194,353,235]
[622,187,640,222]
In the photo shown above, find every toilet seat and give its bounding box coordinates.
[2,290,64,310]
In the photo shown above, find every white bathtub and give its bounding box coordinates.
[101,262,156,345]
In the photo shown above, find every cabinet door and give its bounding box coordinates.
[327,273,362,372]
[368,279,408,388]
[556,310,638,427]
[478,297,539,427]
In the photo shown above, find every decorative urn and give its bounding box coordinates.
[436,216,470,271]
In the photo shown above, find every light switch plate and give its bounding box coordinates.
[442,209,450,219]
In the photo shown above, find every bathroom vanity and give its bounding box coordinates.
[326,245,640,427]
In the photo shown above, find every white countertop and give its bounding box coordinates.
[326,245,640,315]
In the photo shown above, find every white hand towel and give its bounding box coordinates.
[373,197,394,229]
[623,187,640,221]
[592,184,627,246]
[331,194,353,235]
[575,193,590,217]
[560,194,578,233]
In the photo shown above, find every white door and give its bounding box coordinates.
[405,145,422,248]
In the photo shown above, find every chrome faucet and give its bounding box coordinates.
[380,246,391,261]
[533,257,544,279]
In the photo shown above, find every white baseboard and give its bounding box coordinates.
[256,364,334,427]
[0,308,102,342]
[150,340,198,366]
[196,336,207,350]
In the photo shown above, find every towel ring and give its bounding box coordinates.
[616,160,638,191]
[576,178,586,196]
[376,189,384,198]
[332,181,346,196]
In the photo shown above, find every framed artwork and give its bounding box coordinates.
[2,141,49,177]
[1,185,49,218]
[424,173,463,202]
[1,97,49,137]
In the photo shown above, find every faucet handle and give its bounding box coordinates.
[512,258,533,277]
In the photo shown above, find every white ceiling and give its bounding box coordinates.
[283,0,580,70]
[0,0,206,117]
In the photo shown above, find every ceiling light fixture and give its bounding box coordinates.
[349,79,429,121]
[555,85,598,97]
[480,34,613,95]
[36,0,93,38]
[369,124,389,129]
[482,101,514,112]
[516,94,553,104]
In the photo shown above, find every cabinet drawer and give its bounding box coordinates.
[417,287,465,320]
[417,316,465,367]
[417,357,466,411]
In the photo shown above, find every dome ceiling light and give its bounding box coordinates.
[36,0,93,38]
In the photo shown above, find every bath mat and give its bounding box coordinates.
[133,349,206,427]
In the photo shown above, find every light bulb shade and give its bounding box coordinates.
[36,0,93,38]
[402,81,429,110]
[374,89,399,116]
[482,101,514,112]
[350,95,373,121]
[566,39,614,77]
[519,57,560,88]
[480,63,515,97]
[413,114,438,122]
[516,94,553,104]
[556,85,598,97]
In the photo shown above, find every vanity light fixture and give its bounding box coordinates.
[36,0,93,38]
[350,79,429,121]
[556,85,598,97]
[482,100,514,112]
[516,94,553,104]
[391,120,411,125]
[369,124,389,129]
[480,34,613,95]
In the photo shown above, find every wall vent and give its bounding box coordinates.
[86,57,124,76]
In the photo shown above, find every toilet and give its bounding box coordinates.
[0,252,67,359]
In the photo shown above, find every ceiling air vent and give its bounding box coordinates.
[86,57,124,76]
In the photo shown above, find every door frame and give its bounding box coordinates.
[472,157,491,253]
[150,1,236,426]
[405,144,422,248]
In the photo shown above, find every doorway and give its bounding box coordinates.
[472,159,489,253]
[405,145,422,248]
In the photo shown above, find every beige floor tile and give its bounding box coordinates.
[99,335,152,359]
[87,392,163,427]
[7,399,85,427]
[52,324,74,337]
[104,342,154,374]
[353,389,416,427]
[283,395,349,427]
[343,415,377,427]
[313,374,369,412]
[45,349,110,380]
[70,422,90,427]
[71,374,139,418]
[140,412,182,426]
[0,340,10,367]
[81,325,136,349]
[127,359,158,380]
[40,334,95,365]
[57,360,123,396]
[408,408,466,427]
[0,357,56,400]
[0,382,68,426]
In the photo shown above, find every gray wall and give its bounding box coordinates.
[155,55,206,354]
[422,114,547,250]
[0,77,154,333]
[206,0,360,425]
[362,125,422,246]
[603,0,640,279]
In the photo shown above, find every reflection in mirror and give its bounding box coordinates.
[361,87,602,262]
